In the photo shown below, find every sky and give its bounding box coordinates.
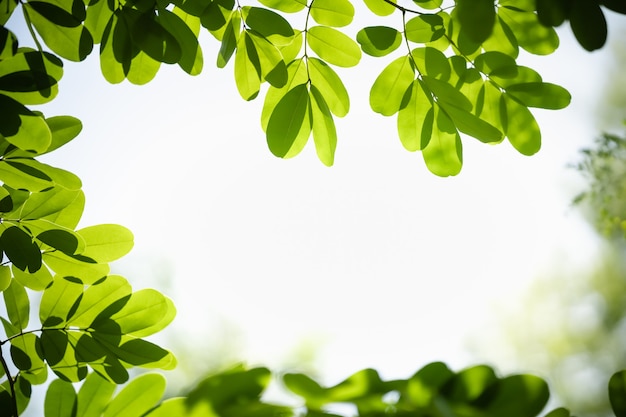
[14,2,625,395]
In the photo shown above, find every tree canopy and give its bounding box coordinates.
[1,0,626,416]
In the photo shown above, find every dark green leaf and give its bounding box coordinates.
[536,0,569,26]
[40,329,69,366]
[569,0,606,51]
[505,82,571,109]
[609,370,626,417]
[456,0,495,44]
[157,8,203,75]
[266,83,311,157]
[356,26,402,57]
[438,101,503,143]
[242,6,294,44]
[405,14,445,43]
[1,225,41,272]
[27,1,81,27]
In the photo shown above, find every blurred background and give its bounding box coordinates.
[8,3,626,416]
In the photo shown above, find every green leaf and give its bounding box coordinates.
[42,251,110,285]
[498,6,559,55]
[406,362,455,406]
[20,188,81,220]
[43,190,85,230]
[484,375,549,417]
[308,57,349,117]
[446,365,497,402]
[362,0,396,16]
[257,0,306,13]
[1,108,52,154]
[242,6,294,45]
[107,289,175,337]
[410,47,450,80]
[39,277,83,327]
[266,83,311,158]
[0,265,10,291]
[405,14,445,43]
[397,79,433,151]
[76,372,116,417]
[422,76,472,111]
[422,105,463,177]
[234,31,261,100]
[12,262,53,290]
[310,85,337,167]
[474,51,517,76]
[569,0,606,51]
[41,115,82,155]
[99,15,126,84]
[84,0,113,43]
[145,397,187,417]
[126,51,161,86]
[544,408,571,417]
[44,379,76,417]
[505,82,571,109]
[501,94,541,155]
[25,1,93,61]
[113,339,173,367]
[369,55,414,116]
[413,0,443,9]
[307,26,361,68]
[456,0,495,44]
[1,225,42,272]
[483,15,519,58]
[36,226,84,256]
[0,0,18,25]
[69,275,131,327]
[438,101,503,143]
[77,224,133,263]
[3,278,29,329]
[310,0,354,28]
[10,333,44,374]
[158,8,203,75]
[261,58,309,130]
[103,373,166,417]
[356,26,402,57]
[278,29,302,62]
[609,370,626,417]
[247,31,288,87]
[217,12,240,68]
[0,50,62,105]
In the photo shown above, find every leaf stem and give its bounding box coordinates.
[20,3,44,52]
[0,347,18,417]
[382,0,424,15]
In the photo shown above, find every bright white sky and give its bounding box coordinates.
[21,4,623,391]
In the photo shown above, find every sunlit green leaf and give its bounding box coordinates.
[261,58,308,130]
[474,51,516,76]
[39,277,83,327]
[44,379,76,417]
[498,6,559,55]
[99,15,126,84]
[247,31,287,87]
[0,0,18,25]
[10,333,44,374]
[3,278,29,329]
[356,26,402,57]
[84,0,113,44]
[77,224,133,263]
[483,15,519,58]
[505,82,571,109]
[242,6,294,45]
[103,373,166,417]
[40,115,82,155]
[307,26,361,68]
[44,189,85,230]
[257,0,306,13]
[76,372,116,417]
[422,76,472,112]
[12,263,53,290]
[234,31,261,100]
[43,251,109,285]
[413,0,443,9]
[145,397,187,417]
[310,0,354,28]
[278,29,302,62]
[158,8,203,75]
[0,265,10,291]
[69,275,131,327]
[266,83,311,158]
[438,101,503,143]
[107,289,175,337]
[411,47,450,80]
[501,94,541,155]
[20,188,81,221]
[308,57,349,117]
[406,362,455,407]
[405,14,445,43]
[484,374,549,416]
[369,55,414,116]
[362,0,396,16]
[422,105,462,177]
[126,51,161,85]
[397,79,433,151]
[310,85,337,167]
[0,50,62,105]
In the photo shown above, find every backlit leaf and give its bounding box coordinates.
[266,83,311,158]
[0,265,10,291]
[261,58,308,130]
[310,85,337,166]
[422,76,472,111]
[308,57,349,117]
[44,379,76,417]
[438,101,503,143]
[69,275,131,328]
[422,106,462,177]
[369,55,414,116]
[108,289,175,337]
[307,26,361,68]
[103,373,166,417]
[43,251,110,285]
[257,0,306,13]
[356,26,402,57]
[362,0,396,16]
[158,8,203,75]
[456,0,495,44]
[242,6,294,45]
[234,32,261,100]
[501,94,541,155]
[76,372,116,417]
[12,263,53,290]
[310,0,354,28]
[247,31,287,87]
[1,225,42,272]
[39,276,83,327]
[405,14,445,43]
[498,6,559,55]
[397,79,433,151]
[3,278,29,329]
[609,370,626,417]
[77,224,133,263]
[505,82,571,109]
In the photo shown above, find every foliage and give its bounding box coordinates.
[573,131,626,239]
[0,0,626,416]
